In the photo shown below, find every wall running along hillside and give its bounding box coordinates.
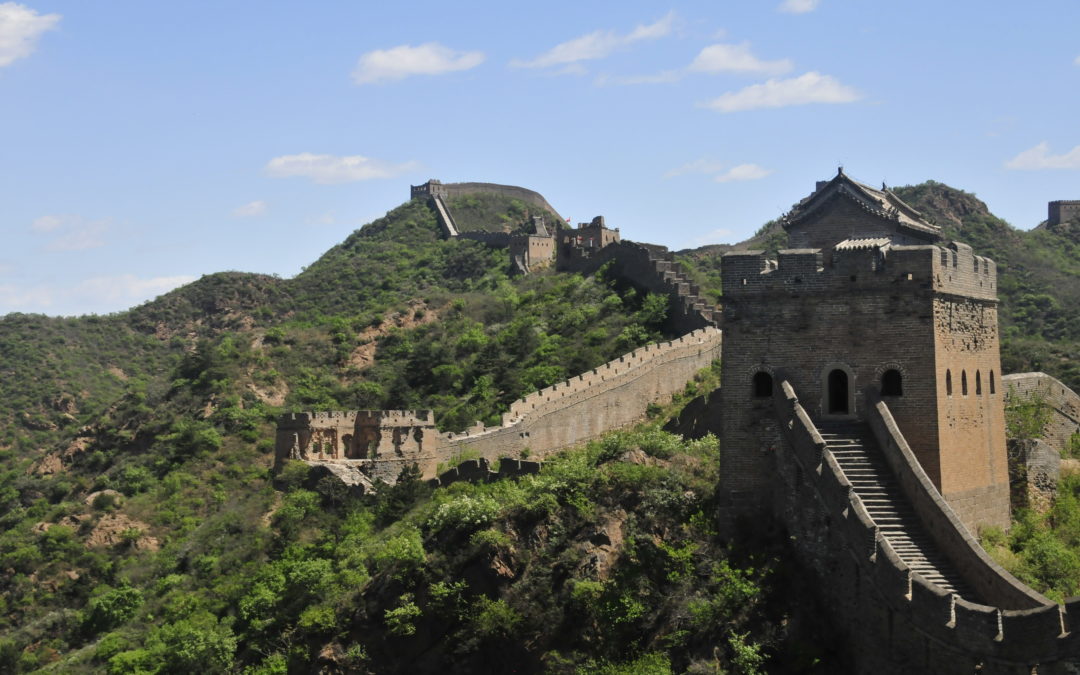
[1002,372,1080,453]
[276,327,722,482]
[557,240,721,336]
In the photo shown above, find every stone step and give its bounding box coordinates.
[818,420,977,601]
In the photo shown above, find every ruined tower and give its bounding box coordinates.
[719,169,1010,532]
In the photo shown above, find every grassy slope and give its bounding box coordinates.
[443,193,563,235]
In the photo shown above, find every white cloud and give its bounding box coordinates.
[31,214,63,231]
[779,0,820,14]
[701,71,860,112]
[715,164,772,182]
[512,11,675,69]
[266,153,419,184]
[664,158,727,178]
[595,69,681,86]
[0,2,60,68]
[0,274,196,316]
[352,42,484,85]
[690,43,792,75]
[31,214,108,251]
[1074,55,1080,66]
[1005,142,1080,170]
[232,200,267,218]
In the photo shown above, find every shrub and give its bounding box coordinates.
[471,596,521,638]
[371,528,426,580]
[426,495,500,535]
[84,584,143,634]
[385,594,421,637]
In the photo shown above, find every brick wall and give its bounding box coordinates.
[719,242,1010,532]
[277,328,722,481]
[1002,372,1080,453]
[770,380,1080,673]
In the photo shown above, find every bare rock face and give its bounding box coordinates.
[577,509,627,581]
[1007,438,1060,513]
[85,513,160,551]
[30,435,93,476]
[85,489,124,508]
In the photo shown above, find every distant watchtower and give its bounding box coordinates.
[720,170,1010,532]
[411,179,448,200]
[1048,200,1080,226]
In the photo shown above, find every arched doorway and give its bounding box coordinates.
[828,369,849,414]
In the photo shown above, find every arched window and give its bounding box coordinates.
[990,371,996,395]
[753,371,773,398]
[961,371,968,396]
[946,370,953,396]
[881,369,903,396]
[976,370,982,395]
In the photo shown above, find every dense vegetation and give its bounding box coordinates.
[1,180,1077,672]
[0,195,731,673]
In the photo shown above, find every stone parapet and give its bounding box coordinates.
[722,243,996,302]
[771,379,1080,672]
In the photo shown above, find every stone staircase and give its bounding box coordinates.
[647,254,721,328]
[818,421,977,601]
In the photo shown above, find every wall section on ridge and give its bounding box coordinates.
[1002,373,1080,454]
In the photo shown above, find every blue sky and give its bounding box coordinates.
[2,0,1078,316]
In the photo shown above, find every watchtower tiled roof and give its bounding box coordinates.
[781,168,941,242]
[834,237,893,251]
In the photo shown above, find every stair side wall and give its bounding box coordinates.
[772,380,1079,673]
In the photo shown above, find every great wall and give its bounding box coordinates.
[277,174,1080,673]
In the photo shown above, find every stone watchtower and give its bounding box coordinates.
[1048,200,1080,227]
[719,170,1010,532]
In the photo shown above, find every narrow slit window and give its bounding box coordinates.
[962,370,968,396]
[976,370,982,395]
[946,370,953,396]
[990,371,996,395]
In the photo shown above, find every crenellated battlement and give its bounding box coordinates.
[722,242,996,301]
[275,326,722,482]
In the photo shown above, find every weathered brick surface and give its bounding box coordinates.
[1002,372,1080,454]
[720,241,1009,531]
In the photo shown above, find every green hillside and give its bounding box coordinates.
[1,182,1077,673]
[0,197,714,673]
